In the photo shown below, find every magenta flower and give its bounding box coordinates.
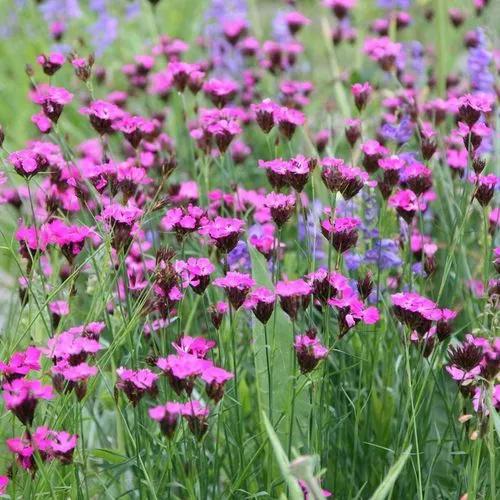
[252,99,280,134]
[6,436,36,471]
[223,18,248,45]
[457,121,491,151]
[446,339,484,384]
[388,189,419,223]
[345,118,361,146]
[323,0,357,19]
[276,279,312,320]
[162,204,208,241]
[97,203,143,250]
[457,93,494,126]
[351,82,372,112]
[391,292,441,334]
[31,112,53,133]
[285,11,312,35]
[208,119,242,153]
[471,173,499,207]
[45,219,92,264]
[275,106,305,140]
[157,354,210,395]
[361,140,389,173]
[116,367,159,406]
[175,257,215,294]
[244,287,275,324]
[403,162,433,195]
[2,378,53,425]
[208,301,229,330]
[321,217,360,253]
[363,36,402,71]
[200,216,245,253]
[181,400,210,440]
[30,85,73,123]
[36,52,65,75]
[0,476,8,494]
[203,79,238,108]
[149,401,183,438]
[172,335,216,359]
[9,149,49,178]
[306,268,350,305]
[321,158,372,199]
[264,192,296,227]
[0,346,41,382]
[201,365,234,402]
[213,272,255,309]
[294,329,328,374]
[80,100,125,135]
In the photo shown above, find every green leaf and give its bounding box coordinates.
[370,446,412,500]
[492,408,500,442]
[91,448,129,465]
[262,412,303,500]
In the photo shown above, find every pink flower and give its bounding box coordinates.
[32,112,53,133]
[457,93,494,126]
[276,279,311,320]
[252,99,280,134]
[388,189,419,223]
[361,140,389,173]
[175,257,215,294]
[264,192,296,227]
[321,217,360,253]
[223,19,248,45]
[285,11,311,35]
[2,378,53,425]
[208,301,229,330]
[6,436,35,470]
[403,162,433,195]
[363,36,402,71]
[323,0,356,19]
[116,367,159,406]
[157,354,211,395]
[148,401,183,438]
[472,173,499,207]
[201,365,234,402]
[0,346,41,381]
[0,476,8,494]
[446,339,485,384]
[275,106,305,140]
[214,272,255,309]
[294,329,328,373]
[321,158,372,199]
[80,100,125,135]
[180,400,210,439]
[244,287,275,324]
[351,82,372,111]
[200,217,245,253]
[9,149,48,178]
[30,85,73,123]
[36,52,65,75]
[172,335,216,358]
[203,79,238,108]
[391,292,441,334]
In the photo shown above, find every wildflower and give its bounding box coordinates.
[97,203,143,251]
[252,99,279,134]
[472,173,498,207]
[200,216,245,253]
[203,78,238,108]
[49,300,69,328]
[286,155,316,192]
[157,354,210,395]
[275,106,305,140]
[419,122,438,160]
[345,118,361,147]
[391,292,441,334]
[285,11,311,35]
[388,189,419,223]
[323,0,357,19]
[265,192,296,228]
[294,329,328,373]
[70,55,93,82]
[30,85,73,123]
[46,219,92,264]
[116,367,159,406]
[181,400,210,439]
[379,155,404,187]
[201,365,234,402]
[446,340,484,383]
[175,257,215,294]
[364,36,402,71]
[162,205,208,242]
[321,158,371,199]
[457,93,493,126]
[8,149,49,178]
[208,301,229,329]
[457,121,491,151]
[148,401,183,438]
[0,346,42,382]
[321,217,360,253]
[80,100,125,135]
[0,476,8,494]
[436,309,458,341]
[6,435,36,471]
[351,82,372,112]
[213,272,255,309]
[208,119,242,153]
[357,271,374,300]
[473,385,500,414]
[361,140,388,173]
[173,336,216,359]
[244,287,275,324]
[222,18,248,45]
[276,279,312,320]
[403,162,433,195]
[2,378,53,425]
[315,129,330,153]
[36,52,65,75]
